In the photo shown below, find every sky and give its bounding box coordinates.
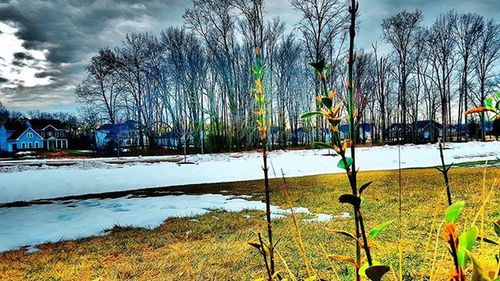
[0,0,498,113]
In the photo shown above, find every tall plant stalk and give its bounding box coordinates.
[347,0,364,274]
[303,2,393,279]
[253,46,275,278]
[346,0,374,274]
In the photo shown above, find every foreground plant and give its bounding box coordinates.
[442,201,500,280]
[250,46,276,280]
[464,93,500,120]
[302,1,391,280]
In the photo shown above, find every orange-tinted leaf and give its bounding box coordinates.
[328,254,357,266]
[464,107,494,115]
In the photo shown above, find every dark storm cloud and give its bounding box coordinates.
[11,59,26,67]
[13,52,33,60]
[0,0,189,64]
[0,0,190,111]
[35,71,61,79]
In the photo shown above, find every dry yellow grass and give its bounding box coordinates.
[0,167,498,280]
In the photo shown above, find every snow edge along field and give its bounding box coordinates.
[0,193,349,253]
[0,141,499,204]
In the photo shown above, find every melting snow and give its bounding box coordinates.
[0,194,342,253]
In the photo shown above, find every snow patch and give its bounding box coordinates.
[0,194,344,253]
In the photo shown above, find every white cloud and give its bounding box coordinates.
[0,21,54,89]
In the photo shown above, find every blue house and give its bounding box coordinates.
[95,120,140,149]
[0,121,44,152]
[339,123,373,141]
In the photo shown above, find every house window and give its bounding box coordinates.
[47,132,52,137]
[55,131,59,137]
[21,142,26,149]
[35,142,39,148]
[27,133,33,138]
[28,142,33,148]
[41,132,45,137]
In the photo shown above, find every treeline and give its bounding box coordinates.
[77,0,500,152]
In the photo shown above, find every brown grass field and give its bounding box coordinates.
[0,167,498,280]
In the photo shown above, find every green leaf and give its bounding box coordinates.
[485,96,494,109]
[338,194,361,208]
[312,141,335,150]
[365,265,391,281]
[251,64,265,78]
[322,97,333,109]
[255,94,265,104]
[301,111,323,119]
[445,201,465,223]
[457,226,479,268]
[369,220,395,239]
[337,157,353,169]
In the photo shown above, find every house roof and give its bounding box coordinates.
[97,120,138,136]
[2,121,27,140]
[7,127,42,141]
[7,129,25,140]
[415,120,443,130]
[29,119,63,130]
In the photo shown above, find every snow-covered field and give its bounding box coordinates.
[0,141,499,204]
[0,141,497,253]
[0,193,344,253]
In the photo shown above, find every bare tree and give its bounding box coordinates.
[382,9,422,143]
[76,48,121,125]
[453,12,484,141]
[372,43,392,142]
[472,19,500,141]
[291,0,348,141]
[426,12,459,142]
[184,0,241,149]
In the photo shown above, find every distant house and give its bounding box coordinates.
[95,120,140,149]
[0,121,44,152]
[339,123,373,141]
[388,121,443,143]
[388,123,413,142]
[0,119,69,152]
[28,119,68,150]
[292,127,310,144]
[415,120,442,143]
[155,131,180,148]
